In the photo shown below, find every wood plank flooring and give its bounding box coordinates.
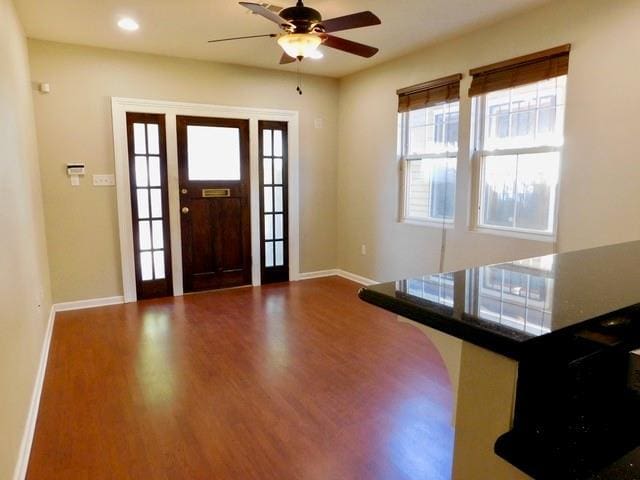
[27,277,453,479]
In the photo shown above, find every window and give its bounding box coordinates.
[470,45,570,237]
[397,74,462,225]
[259,121,289,284]
[126,112,173,300]
[185,126,241,181]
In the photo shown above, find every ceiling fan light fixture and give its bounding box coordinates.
[277,33,321,59]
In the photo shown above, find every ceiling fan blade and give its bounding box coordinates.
[279,52,297,64]
[321,34,378,58]
[208,33,277,43]
[320,11,381,33]
[239,2,290,27]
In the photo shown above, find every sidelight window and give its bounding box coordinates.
[127,113,173,299]
[259,121,289,283]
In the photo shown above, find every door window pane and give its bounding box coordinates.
[265,242,274,267]
[139,220,152,250]
[147,124,160,155]
[153,251,165,279]
[263,157,273,185]
[134,123,146,154]
[150,188,162,218]
[273,130,283,157]
[264,214,273,240]
[140,251,153,280]
[273,158,283,185]
[264,187,273,213]
[148,156,161,186]
[187,125,241,180]
[275,241,284,267]
[274,187,283,212]
[135,157,148,187]
[275,214,283,239]
[263,129,272,156]
[152,220,164,249]
[137,189,149,219]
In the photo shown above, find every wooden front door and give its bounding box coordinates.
[176,116,251,292]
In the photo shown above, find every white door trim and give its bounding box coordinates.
[111,97,300,303]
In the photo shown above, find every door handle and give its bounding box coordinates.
[181,207,189,214]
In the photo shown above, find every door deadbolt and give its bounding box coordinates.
[181,188,188,194]
[181,207,189,214]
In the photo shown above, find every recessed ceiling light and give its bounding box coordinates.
[117,18,139,31]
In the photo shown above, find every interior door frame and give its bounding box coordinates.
[111,97,300,302]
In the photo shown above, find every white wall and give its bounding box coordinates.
[0,0,52,478]
[337,0,640,282]
[28,40,339,303]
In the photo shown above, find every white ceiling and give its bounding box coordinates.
[15,0,551,78]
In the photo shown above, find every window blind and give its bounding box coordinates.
[468,44,571,97]
[397,74,462,113]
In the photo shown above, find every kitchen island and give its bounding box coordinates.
[359,241,640,479]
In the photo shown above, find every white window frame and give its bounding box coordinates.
[470,82,565,242]
[398,104,459,228]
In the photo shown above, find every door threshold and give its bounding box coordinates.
[182,284,254,296]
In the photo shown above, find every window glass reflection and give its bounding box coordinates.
[396,258,555,336]
[473,264,553,335]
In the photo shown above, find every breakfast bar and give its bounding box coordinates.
[359,241,640,479]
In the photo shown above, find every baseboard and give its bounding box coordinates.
[298,269,377,286]
[297,269,340,280]
[334,269,377,286]
[54,295,124,312]
[13,305,55,480]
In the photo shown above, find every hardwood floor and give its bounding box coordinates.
[27,277,453,479]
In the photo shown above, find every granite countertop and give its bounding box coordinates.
[358,240,640,479]
[359,240,640,359]
[590,446,640,479]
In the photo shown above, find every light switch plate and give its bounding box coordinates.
[93,174,115,186]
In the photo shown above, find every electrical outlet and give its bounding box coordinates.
[93,174,115,186]
[361,244,367,256]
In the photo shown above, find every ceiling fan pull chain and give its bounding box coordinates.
[296,63,303,95]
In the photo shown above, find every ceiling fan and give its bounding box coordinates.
[208,1,382,65]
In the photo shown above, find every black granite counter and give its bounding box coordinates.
[359,240,640,360]
[358,240,640,480]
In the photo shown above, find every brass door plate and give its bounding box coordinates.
[202,188,230,198]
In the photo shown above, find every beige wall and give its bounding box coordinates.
[28,40,339,303]
[26,0,640,302]
[337,0,640,281]
[0,0,51,478]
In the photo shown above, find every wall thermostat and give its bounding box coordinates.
[66,163,85,176]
